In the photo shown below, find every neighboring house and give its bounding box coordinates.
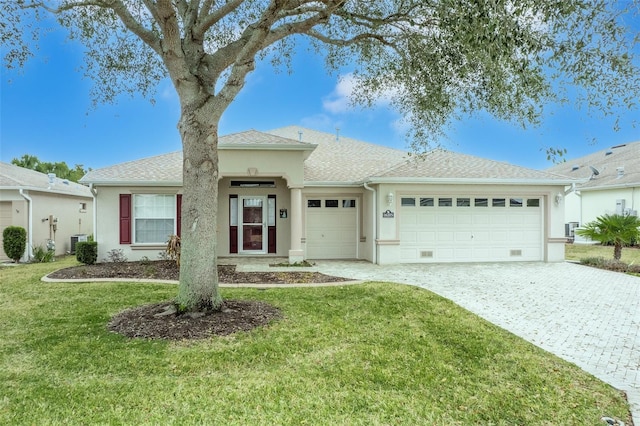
[546,141,640,237]
[80,126,572,264]
[0,162,94,261]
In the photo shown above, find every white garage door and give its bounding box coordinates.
[399,196,543,263]
[306,198,358,259]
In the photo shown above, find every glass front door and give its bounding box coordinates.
[240,197,266,253]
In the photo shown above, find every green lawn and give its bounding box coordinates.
[565,243,640,263]
[0,257,630,425]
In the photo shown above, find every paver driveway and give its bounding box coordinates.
[314,261,640,422]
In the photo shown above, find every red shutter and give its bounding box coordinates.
[230,195,238,254]
[268,194,276,253]
[176,194,182,237]
[119,194,132,244]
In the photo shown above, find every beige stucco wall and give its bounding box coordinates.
[578,187,639,225]
[95,186,182,262]
[219,149,306,187]
[93,180,568,264]
[0,189,93,260]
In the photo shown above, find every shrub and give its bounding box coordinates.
[3,226,26,263]
[32,245,55,263]
[105,249,127,263]
[76,241,98,265]
[166,235,181,267]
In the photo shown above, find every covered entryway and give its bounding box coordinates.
[306,197,358,259]
[399,195,543,262]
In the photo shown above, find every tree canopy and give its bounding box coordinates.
[11,154,90,183]
[3,1,638,148]
[3,0,639,311]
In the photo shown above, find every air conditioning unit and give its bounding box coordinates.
[70,234,88,254]
[565,222,580,238]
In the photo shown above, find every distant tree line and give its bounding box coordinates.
[11,154,90,183]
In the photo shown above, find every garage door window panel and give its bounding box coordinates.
[510,198,523,207]
[343,199,356,208]
[527,199,540,207]
[492,198,506,207]
[420,197,434,207]
[401,197,416,207]
[438,198,453,207]
[456,198,471,207]
[475,198,489,207]
[308,200,321,208]
[325,199,339,208]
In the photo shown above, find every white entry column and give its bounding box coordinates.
[288,187,304,263]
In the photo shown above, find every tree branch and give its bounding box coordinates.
[194,0,245,39]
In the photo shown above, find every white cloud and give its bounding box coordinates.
[322,73,358,114]
[322,73,400,115]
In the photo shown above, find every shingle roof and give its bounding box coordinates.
[219,129,312,147]
[81,127,573,186]
[545,141,640,190]
[80,151,183,185]
[266,126,408,183]
[0,162,92,197]
[377,149,571,182]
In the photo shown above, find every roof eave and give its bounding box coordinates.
[0,185,93,197]
[577,181,640,191]
[80,180,183,187]
[365,177,577,185]
[219,143,317,151]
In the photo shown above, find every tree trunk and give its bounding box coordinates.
[613,242,622,261]
[175,104,222,312]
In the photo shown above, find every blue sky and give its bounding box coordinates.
[1,26,638,171]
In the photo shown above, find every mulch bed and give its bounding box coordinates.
[48,260,349,340]
[47,260,349,284]
[108,299,282,340]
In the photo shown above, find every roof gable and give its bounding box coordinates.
[266,126,408,183]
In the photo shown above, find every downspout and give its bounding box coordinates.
[89,184,97,241]
[18,189,33,261]
[363,182,377,264]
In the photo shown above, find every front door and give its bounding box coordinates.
[240,196,267,253]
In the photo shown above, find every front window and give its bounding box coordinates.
[134,194,176,244]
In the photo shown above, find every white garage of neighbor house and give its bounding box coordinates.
[546,141,640,239]
[80,126,572,264]
[0,162,94,262]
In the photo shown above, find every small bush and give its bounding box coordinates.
[105,249,127,263]
[581,256,639,273]
[76,241,98,265]
[166,235,181,267]
[2,226,27,263]
[32,245,55,263]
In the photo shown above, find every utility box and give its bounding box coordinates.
[70,234,88,254]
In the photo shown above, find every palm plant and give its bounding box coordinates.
[576,214,640,260]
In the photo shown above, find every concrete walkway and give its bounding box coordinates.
[311,261,640,424]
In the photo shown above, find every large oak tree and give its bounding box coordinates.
[2,0,638,311]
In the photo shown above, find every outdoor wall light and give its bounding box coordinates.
[387,192,394,206]
[554,192,563,205]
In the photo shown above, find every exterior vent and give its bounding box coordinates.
[605,150,613,155]
[617,167,624,178]
[571,165,579,171]
[510,249,522,257]
[420,250,433,258]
